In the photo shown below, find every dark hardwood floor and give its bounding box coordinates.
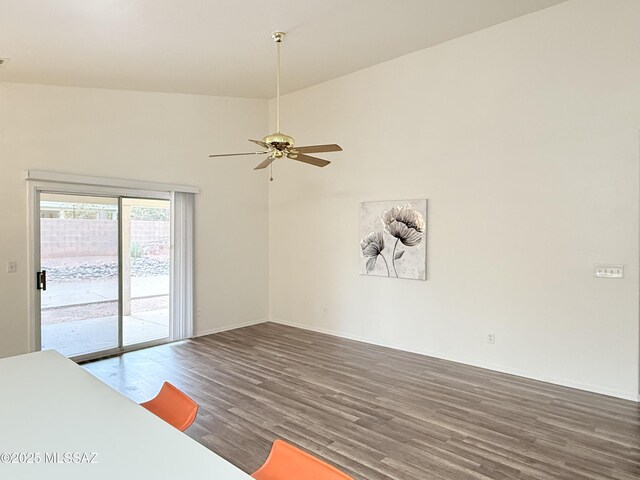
[82,322,640,480]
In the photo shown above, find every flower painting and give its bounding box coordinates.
[360,199,427,280]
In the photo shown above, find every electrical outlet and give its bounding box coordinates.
[7,261,17,273]
[487,333,495,344]
[594,264,624,279]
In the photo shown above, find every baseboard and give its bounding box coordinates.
[270,318,639,402]
[195,318,267,337]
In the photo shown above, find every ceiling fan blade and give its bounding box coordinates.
[254,156,276,170]
[209,151,268,158]
[289,153,331,168]
[295,144,342,154]
[249,139,270,149]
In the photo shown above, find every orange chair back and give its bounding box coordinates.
[140,381,198,432]
[252,439,353,480]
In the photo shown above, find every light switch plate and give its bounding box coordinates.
[594,264,624,279]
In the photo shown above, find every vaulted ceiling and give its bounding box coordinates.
[0,0,566,98]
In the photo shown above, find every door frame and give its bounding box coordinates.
[28,181,171,361]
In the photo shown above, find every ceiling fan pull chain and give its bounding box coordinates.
[270,163,274,182]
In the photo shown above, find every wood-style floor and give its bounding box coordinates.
[82,322,640,480]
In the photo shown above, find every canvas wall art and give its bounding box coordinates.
[359,199,427,280]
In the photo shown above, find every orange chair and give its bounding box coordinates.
[140,381,198,432]
[252,439,353,480]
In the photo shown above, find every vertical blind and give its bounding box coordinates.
[170,192,195,340]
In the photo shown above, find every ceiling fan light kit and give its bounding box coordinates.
[209,32,342,180]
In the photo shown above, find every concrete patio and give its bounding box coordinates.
[41,309,169,357]
[41,275,170,357]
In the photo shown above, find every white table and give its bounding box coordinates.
[0,350,252,479]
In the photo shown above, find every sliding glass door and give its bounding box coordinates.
[38,193,171,360]
[122,198,170,346]
[39,194,120,357]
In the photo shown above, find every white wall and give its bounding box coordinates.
[0,83,269,358]
[269,0,640,400]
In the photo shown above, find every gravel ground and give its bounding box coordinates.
[41,295,169,325]
[44,257,169,281]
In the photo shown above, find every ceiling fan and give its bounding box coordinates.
[209,32,342,180]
